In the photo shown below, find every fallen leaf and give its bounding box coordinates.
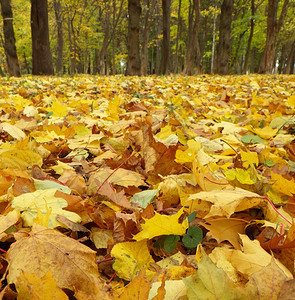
[111,239,155,281]
[114,269,151,300]
[133,208,188,241]
[201,218,248,249]
[11,189,81,227]
[7,224,109,298]
[15,271,68,300]
[0,150,42,170]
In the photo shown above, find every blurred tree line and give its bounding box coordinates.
[0,0,294,76]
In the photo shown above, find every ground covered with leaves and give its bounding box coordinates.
[1,74,295,299]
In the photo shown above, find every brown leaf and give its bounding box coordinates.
[6,224,110,299]
[95,181,132,209]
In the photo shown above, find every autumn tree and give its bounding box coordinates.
[258,0,290,73]
[31,0,54,75]
[53,0,63,74]
[0,0,20,77]
[141,0,156,75]
[183,0,201,75]
[125,0,141,75]
[216,0,233,74]
[160,0,171,74]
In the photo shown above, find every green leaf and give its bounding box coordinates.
[130,189,157,209]
[241,134,265,145]
[265,160,275,167]
[164,235,180,253]
[182,227,203,249]
[187,211,197,224]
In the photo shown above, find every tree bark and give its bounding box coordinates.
[160,0,171,74]
[242,0,255,74]
[258,0,289,74]
[285,39,295,74]
[67,15,75,74]
[183,0,201,75]
[99,2,111,75]
[53,0,63,74]
[174,0,182,73]
[216,0,233,75]
[0,0,20,77]
[125,0,141,76]
[141,0,156,75]
[31,0,54,75]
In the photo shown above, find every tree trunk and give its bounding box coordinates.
[216,0,233,75]
[258,0,289,74]
[99,2,111,75]
[125,0,141,76]
[53,0,63,74]
[0,0,20,77]
[31,0,54,75]
[174,0,182,73]
[285,39,295,74]
[160,0,171,74]
[242,0,255,74]
[211,1,217,73]
[141,0,156,75]
[183,0,201,75]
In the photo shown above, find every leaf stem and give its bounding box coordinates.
[263,196,292,226]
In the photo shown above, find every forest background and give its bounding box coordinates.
[1,0,295,78]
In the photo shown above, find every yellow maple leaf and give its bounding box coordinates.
[0,150,42,170]
[11,189,81,228]
[271,172,295,196]
[175,140,201,164]
[251,126,278,140]
[16,271,68,300]
[240,150,259,168]
[133,207,188,241]
[201,218,248,250]
[210,234,292,278]
[187,187,268,218]
[114,269,151,300]
[225,168,255,185]
[51,101,68,117]
[111,240,155,281]
[107,96,122,121]
[286,95,295,107]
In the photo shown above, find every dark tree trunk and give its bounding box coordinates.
[183,0,201,75]
[174,0,182,73]
[285,39,295,74]
[160,0,171,74]
[53,0,63,74]
[99,2,111,75]
[68,15,75,74]
[141,0,156,75]
[258,0,289,74]
[216,0,233,75]
[31,0,54,75]
[125,0,141,76]
[278,44,287,73]
[0,0,20,77]
[242,0,255,74]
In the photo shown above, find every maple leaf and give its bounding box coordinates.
[133,208,188,241]
[201,218,248,249]
[7,224,110,299]
[11,188,81,228]
[15,271,68,300]
[111,239,155,281]
[114,269,151,300]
